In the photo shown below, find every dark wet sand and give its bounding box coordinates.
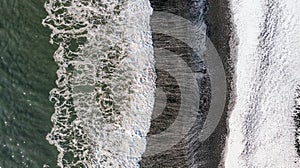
[140,0,235,167]
[205,0,236,167]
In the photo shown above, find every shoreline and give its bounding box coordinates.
[140,0,236,167]
[205,0,236,167]
[141,0,210,167]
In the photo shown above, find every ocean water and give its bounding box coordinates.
[1,0,155,167]
[0,0,58,167]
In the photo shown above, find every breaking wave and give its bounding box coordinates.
[43,0,155,167]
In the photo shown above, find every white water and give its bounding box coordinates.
[43,0,155,167]
[225,0,300,167]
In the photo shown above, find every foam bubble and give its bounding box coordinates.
[43,0,155,167]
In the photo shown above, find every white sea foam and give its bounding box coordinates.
[43,0,155,167]
[225,0,300,167]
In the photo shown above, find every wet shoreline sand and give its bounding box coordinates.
[140,0,235,167]
[205,0,236,167]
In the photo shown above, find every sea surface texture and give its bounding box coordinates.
[0,0,58,167]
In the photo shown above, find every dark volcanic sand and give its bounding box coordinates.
[140,0,235,167]
[205,0,236,167]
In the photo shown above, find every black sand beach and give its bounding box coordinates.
[205,0,236,167]
[140,0,235,167]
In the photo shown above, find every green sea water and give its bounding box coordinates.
[0,0,58,167]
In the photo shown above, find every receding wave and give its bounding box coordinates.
[43,0,155,167]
